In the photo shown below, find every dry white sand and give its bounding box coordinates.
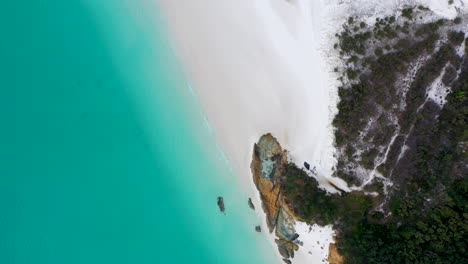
[158,0,348,192]
[157,0,467,263]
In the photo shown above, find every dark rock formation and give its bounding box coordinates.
[217,196,225,214]
[248,198,255,210]
[277,243,290,258]
[291,233,299,241]
[276,238,299,259]
[304,162,310,170]
[283,259,292,264]
[255,225,261,232]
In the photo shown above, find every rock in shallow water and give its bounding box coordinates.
[248,197,255,210]
[217,196,225,214]
[255,225,262,232]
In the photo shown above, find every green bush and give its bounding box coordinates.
[402,8,413,19]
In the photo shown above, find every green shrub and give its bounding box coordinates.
[402,8,413,19]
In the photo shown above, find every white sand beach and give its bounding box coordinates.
[158,0,347,191]
[157,0,466,263]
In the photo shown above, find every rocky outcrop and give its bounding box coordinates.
[251,134,285,230]
[252,134,345,263]
[251,134,300,262]
[275,238,299,258]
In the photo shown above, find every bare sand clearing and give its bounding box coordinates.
[157,0,466,263]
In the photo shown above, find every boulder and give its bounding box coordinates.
[276,239,299,259]
[291,233,299,241]
[248,198,255,210]
[277,244,290,259]
[217,196,225,213]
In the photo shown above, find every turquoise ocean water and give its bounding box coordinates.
[0,1,276,263]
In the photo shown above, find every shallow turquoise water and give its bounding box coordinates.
[0,1,275,263]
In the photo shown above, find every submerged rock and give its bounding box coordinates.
[248,198,255,210]
[283,259,292,264]
[255,225,262,232]
[217,196,225,214]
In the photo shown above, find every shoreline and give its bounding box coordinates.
[157,0,345,194]
[156,1,467,263]
[250,134,337,264]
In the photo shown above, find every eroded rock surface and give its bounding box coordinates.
[251,133,301,262]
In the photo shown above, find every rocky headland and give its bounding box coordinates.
[251,134,299,262]
[251,134,343,264]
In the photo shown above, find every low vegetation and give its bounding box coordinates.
[280,6,467,264]
[281,161,467,263]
